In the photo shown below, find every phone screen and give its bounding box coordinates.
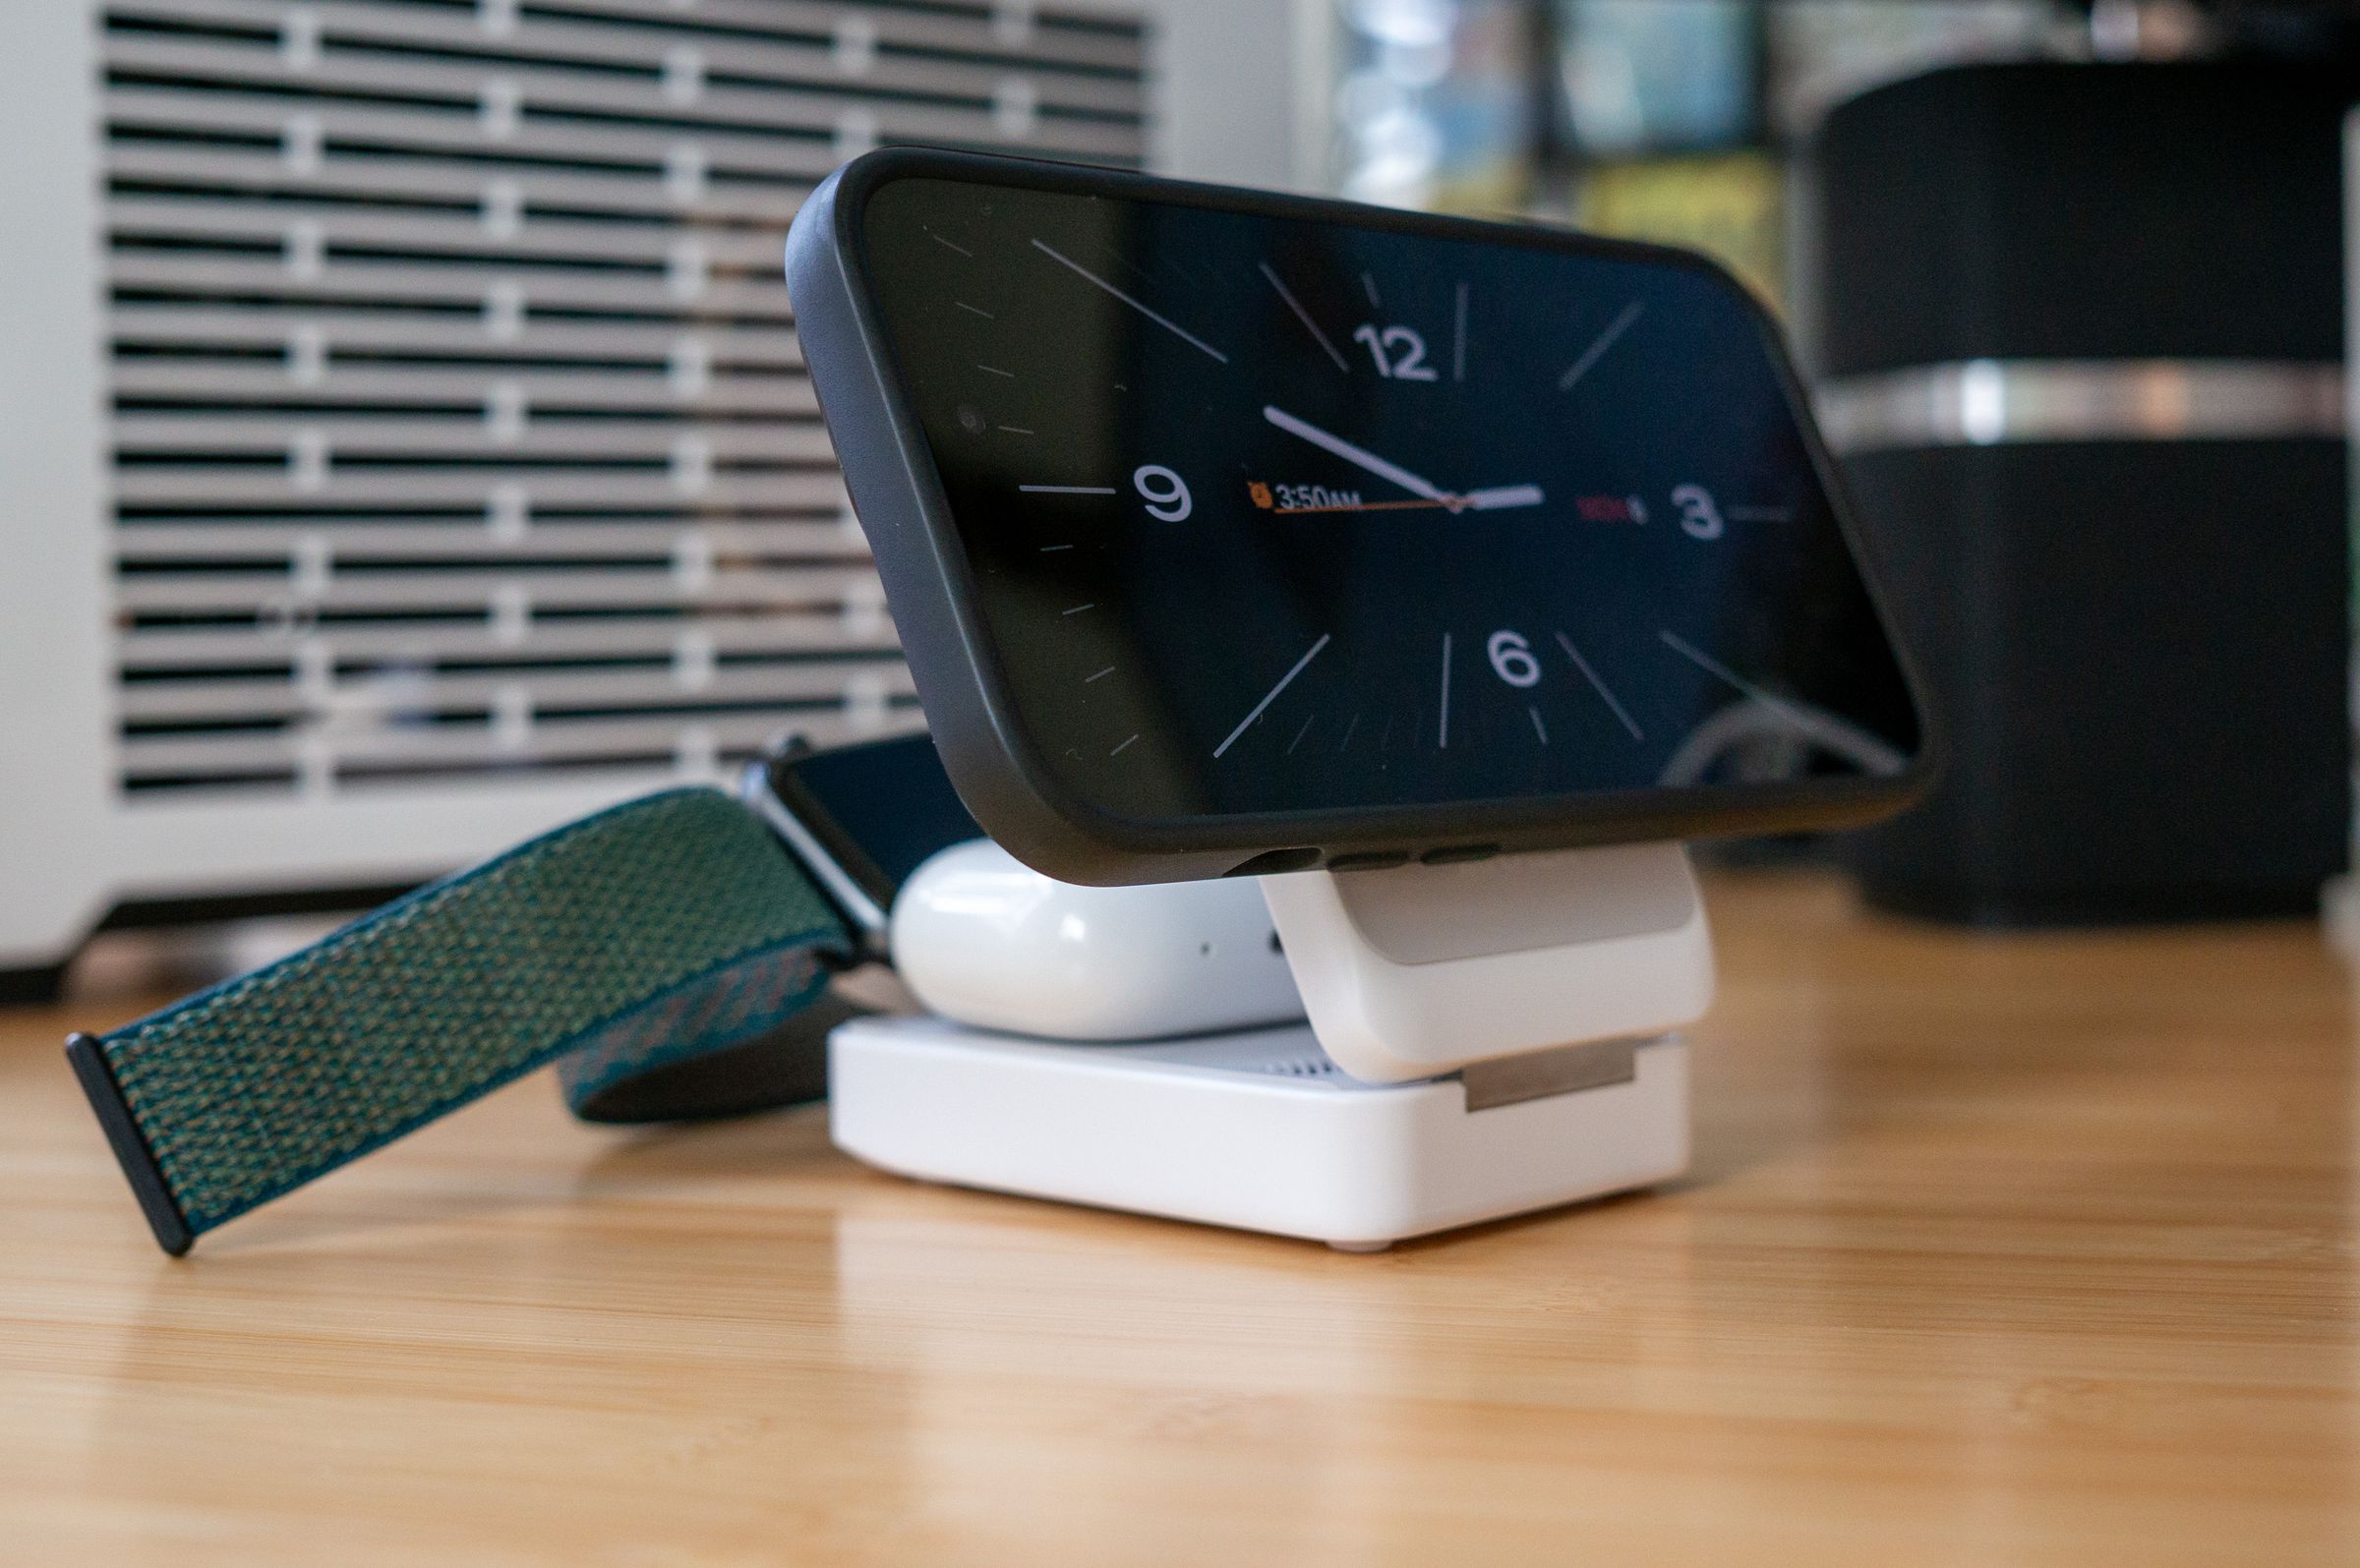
[857,172,1920,822]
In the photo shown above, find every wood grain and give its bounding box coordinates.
[3,870,2356,1566]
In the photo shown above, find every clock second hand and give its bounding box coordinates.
[1261,406,1543,513]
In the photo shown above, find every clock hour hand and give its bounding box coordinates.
[1462,484,1546,511]
[1262,405,1452,506]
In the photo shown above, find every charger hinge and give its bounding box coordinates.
[1460,1037,1639,1112]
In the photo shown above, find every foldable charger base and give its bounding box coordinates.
[828,842,1715,1249]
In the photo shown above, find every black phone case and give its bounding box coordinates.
[786,147,1939,887]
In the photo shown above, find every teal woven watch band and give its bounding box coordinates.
[67,786,852,1255]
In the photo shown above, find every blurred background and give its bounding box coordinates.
[6,0,2359,999]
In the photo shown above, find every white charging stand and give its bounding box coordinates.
[828,842,1715,1250]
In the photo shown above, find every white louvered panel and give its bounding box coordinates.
[114,516,862,557]
[119,610,901,670]
[108,0,1146,117]
[106,141,817,228]
[101,0,1147,796]
[109,308,805,362]
[109,365,823,418]
[105,256,798,319]
[102,36,1144,162]
[108,198,797,269]
[121,660,917,722]
[116,564,874,612]
[501,0,1146,73]
[119,706,930,791]
[115,416,839,460]
[103,90,847,194]
[110,471,850,505]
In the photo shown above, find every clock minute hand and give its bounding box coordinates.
[1262,405,1454,507]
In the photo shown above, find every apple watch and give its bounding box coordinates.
[70,725,1301,1254]
[744,729,983,959]
[783,149,1936,888]
[69,731,980,1254]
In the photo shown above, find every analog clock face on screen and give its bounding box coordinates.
[856,175,1920,822]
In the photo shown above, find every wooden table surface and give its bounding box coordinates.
[5,869,2358,1565]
